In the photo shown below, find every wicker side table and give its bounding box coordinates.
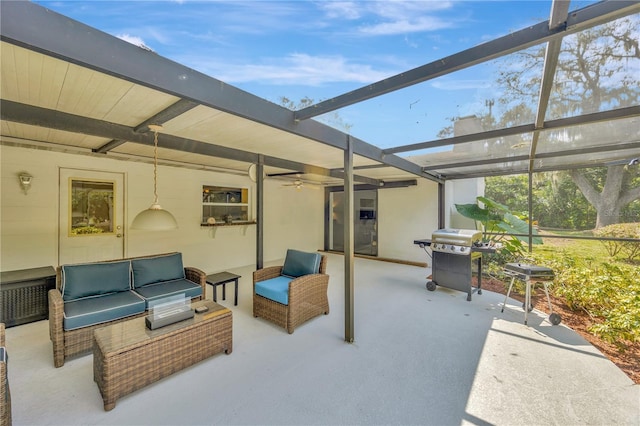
[93,300,232,411]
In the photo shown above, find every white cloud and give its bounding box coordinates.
[360,16,455,35]
[318,1,362,20]
[191,53,393,86]
[117,34,154,51]
[316,0,457,36]
[430,79,492,90]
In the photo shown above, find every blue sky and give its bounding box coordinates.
[34,1,595,150]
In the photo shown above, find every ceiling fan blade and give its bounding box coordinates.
[267,171,303,177]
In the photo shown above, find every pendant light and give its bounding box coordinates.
[130,124,178,230]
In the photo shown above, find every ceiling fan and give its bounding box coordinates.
[282,178,305,190]
[247,166,322,189]
[276,173,323,190]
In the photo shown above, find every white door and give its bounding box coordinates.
[59,168,125,265]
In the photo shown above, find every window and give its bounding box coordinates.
[69,179,115,235]
[202,185,250,225]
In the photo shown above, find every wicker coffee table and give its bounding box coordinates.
[93,300,232,411]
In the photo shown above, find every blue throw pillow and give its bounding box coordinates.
[61,260,131,301]
[131,253,185,288]
[281,249,321,278]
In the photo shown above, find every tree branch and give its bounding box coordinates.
[569,169,602,209]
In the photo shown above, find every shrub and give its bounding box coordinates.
[530,251,640,347]
[593,223,640,262]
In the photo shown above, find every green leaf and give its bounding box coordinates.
[455,203,489,222]
[503,213,543,244]
[477,196,510,212]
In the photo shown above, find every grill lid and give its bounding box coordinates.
[432,228,482,247]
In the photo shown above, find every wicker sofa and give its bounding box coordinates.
[253,250,329,334]
[0,324,10,426]
[49,252,206,367]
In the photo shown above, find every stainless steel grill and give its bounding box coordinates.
[431,228,482,255]
[414,228,494,301]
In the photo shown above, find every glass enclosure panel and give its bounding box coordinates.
[442,160,531,178]
[546,16,640,121]
[317,44,544,151]
[70,179,115,235]
[534,148,640,171]
[484,166,639,234]
[406,131,533,170]
[536,117,640,156]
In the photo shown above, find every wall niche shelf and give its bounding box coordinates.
[202,185,251,225]
[200,221,257,227]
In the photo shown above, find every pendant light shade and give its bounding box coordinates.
[131,125,178,230]
[131,203,178,230]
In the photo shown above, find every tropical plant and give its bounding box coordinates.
[455,196,542,257]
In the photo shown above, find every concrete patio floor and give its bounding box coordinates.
[4,252,639,425]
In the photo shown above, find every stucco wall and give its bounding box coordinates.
[445,178,485,229]
[377,180,439,263]
[1,144,447,273]
[0,144,323,273]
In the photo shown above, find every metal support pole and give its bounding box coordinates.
[344,136,355,343]
[438,183,445,229]
[256,155,264,269]
[528,171,533,253]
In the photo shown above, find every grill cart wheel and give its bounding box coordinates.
[549,313,562,325]
[522,302,534,312]
[426,281,437,291]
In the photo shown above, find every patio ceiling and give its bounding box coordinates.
[1,1,639,183]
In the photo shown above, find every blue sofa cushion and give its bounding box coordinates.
[133,278,202,309]
[61,260,131,302]
[255,276,292,305]
[281,249,321,278]
[63,291,145,331]
[132,253,185,288]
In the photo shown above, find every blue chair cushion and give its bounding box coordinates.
[132,253,185,288]
[61,260,131,302]
[281,249,321,278]
[255,276,293,305]
[133,278,202,309]
[63,291,145,331]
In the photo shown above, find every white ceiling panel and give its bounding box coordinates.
[0,121,110,150]
[164,105,347,169]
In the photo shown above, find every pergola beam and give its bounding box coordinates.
[0,99,381,185]
[294,1,639,121]
[0,1,434,183]
[386,105,640,155]
[439,140,640,179]
[529,0,570,172]
[96,99,199,153]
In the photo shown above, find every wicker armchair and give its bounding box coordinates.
[253,250,329,334]
[1,323,11,426]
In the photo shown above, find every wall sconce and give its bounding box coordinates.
[18,172,33,195]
